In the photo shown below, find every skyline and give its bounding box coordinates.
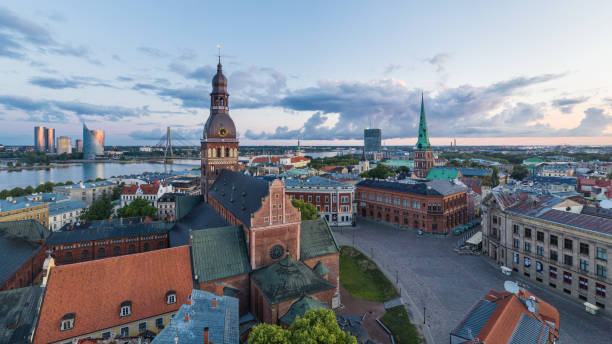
[1,1,612,146]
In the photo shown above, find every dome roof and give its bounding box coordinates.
[212,63,227,93]
[204,113,236,139]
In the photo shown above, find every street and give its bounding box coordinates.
[333,219,612,344]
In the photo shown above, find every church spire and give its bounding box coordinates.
[415,93,430,150]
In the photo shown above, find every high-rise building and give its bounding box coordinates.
[201,57,239,198]
[57,136,72,154]
[34,126,46,151]
[364,128,381,157]
[82,124,104,159]
[45,128,55,153]
[76,139,83,153]
[413,94,434,178]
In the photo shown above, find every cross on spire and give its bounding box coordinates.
[216,44,221,63]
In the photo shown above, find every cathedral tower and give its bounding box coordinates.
[413,94,434,178]
[201,57,239,198]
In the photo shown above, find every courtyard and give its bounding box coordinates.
[332,219,612,344]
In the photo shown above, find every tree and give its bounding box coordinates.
[24,186,34,195]
[607,172,612,180]
[111,183,125,201]
[117,197,157,218]
[511,164,529,181]
[80,196,113,221]
[248,309,357,344]
[6,161,13,167]
[491,167,500,187]
[360,165,393,179]
[291,199,319,220]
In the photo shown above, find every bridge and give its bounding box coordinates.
[155,126,200,164]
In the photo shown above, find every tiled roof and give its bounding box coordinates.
[0,219,50,241]
[538,209,612,236]
[358,179,466,196]
[46,222,173,245]
[54,180,115,189]
[285,176,352,189]
[451,299,498,340]
[34,246,193,344]
[460,167,493,177]
[152,289,240,344]
[208,169,270,226]
[170,201,229,247]
[279,296,328,326]
[121,183,160,195]
[0,199,46,213]
[0,286,43,344]
[191,226,251,282]
[313,261,330,276]
[509,313,550,344]
[251,254,335,304]
[300,219,339,260]
[48,200,88,216]
[0,234,42,287]
[427,168,459,180]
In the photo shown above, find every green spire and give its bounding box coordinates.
[297,139,301,154]
[415,93,431,150]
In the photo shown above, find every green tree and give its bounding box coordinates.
[111,182,125,201]
[80,195,113,221]
[491,167,500,187]
[10,187,25,197]
[510,164,529,181]
[360,165,394,179]
[248,309,357,344]
[291,198,319,220]
[0,190,10,199]
[6,161,13,167]
[607,172,612,180]
[24,186,34,195]
[117,197,157,218]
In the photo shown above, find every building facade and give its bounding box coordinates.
[53,180,116,205]
[83,124,104,159]
[76,139,83,153]
[0,198,49,228]
[120,182,172,207]
[57,136,72,154]
[482,192,611,313]
[413,95,434,179]
[45,128,55,153]
[356,179,468,233]
[48,200,87,231]
[285,176,355,226]
[363,128,381,157]
[34,126,46,152]
[201,59,239,198]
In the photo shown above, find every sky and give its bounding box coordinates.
[1,1,612,146]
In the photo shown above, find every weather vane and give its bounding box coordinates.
[217,44,221,63]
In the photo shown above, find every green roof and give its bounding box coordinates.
[300,219,339,260]
[279,296,329,325]
[523,157,547,166]
[313,261,330,276]
[0,220,50,241]
[381,160,414,168]
[415,94,431,150]
[191,226,251,282]
[251,254,335,304]
[427,167,459,180]
[0,286,43,344]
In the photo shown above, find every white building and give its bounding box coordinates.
[48,199,88,231]
[120,182,173,207]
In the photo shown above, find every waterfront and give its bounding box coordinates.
[0,160,200,190]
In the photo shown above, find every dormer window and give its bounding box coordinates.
[166,290,177,304]
[61,313,75,331]
[120,301,132,317]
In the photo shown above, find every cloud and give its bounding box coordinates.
[383,64,402,75]
[29,76,114,89]
[138,46,170,58]
[551,96,588,113]
[564,107,612,136]
[427,53,450,73]
[245,72,604,140]
[0,95,148,122]
[129,127,201,143]
[116,76,134,82]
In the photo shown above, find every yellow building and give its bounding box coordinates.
[0,198,49,228]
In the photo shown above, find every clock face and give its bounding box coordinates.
[218,127,228,137]
[270,245,284,260]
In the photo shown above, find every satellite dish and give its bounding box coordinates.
[504,280,519,294]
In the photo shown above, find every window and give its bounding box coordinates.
[579,277,589,290]
[536,231,544,242]
[316,196,320,202]
[564,238,573,250]
[166,290,177,304]
[524,228,531,238]
[524,257,531,267]
[597,247,607,261]
[564,254,573,266]
[156,317,164,329]
[82,250,89,259]
[129,244,136,253]
[549,266,558,278]
[524,242,531,253]
[513,224,519,234]
[596,283,607,297]
[550,250,558,261]
[385,196,391,204]
[308,195,312,202]
[550,235,558,247]
[60,313,75,331]
[158,241,165,249]
[138,322,147,333]
[98,247,105,258]
[536,246,544,256]
[120,301,131,317]
[114,246,120,256]
[65,252,73,263]
[580,243,590,255]
[580,259,589,272]
[597,264,607,278]
[513,239,520,249]
[144,243,150,251]
[563,271,572,284]
[513,253,519,264]
[102,332,111,339]
[120,327,129,337]
[492,216,498,224]
[536,261,543,273]
[324,205,329,212]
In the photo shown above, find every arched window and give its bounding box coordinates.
[166,290,177,304]
[217,148,221,157]
[157,241,165,249]
[61,313,76,331]
[225,148,230,157]
[144,243,150,252]
[113,246,121,256]
[129,244,136,253]
[65,252,73,263]
[98,248,106,258]
[82,250,89,259]
[120,301,132,317]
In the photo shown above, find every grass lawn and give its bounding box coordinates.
[339,245,398,302]
[381,305,421,344]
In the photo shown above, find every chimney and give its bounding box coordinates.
[215,283,224,297]
[211,297,217,308]
[184,313,190,322]
[204,327,210,344]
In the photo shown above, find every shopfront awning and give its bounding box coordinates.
[466,231,482,245]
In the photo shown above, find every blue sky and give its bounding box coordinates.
[1,1,611,146]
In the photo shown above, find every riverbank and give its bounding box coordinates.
[0,163,78,172]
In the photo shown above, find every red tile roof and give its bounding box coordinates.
[578,177,611,188]
[121,183,160,195]
[34,246,193,343]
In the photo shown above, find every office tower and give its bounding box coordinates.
[34,126,46,151]
[57,136,72,154]
[76,139,83,153]
[45,127,55,153]
[82,124,104,159]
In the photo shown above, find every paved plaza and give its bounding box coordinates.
[332,219,612,344]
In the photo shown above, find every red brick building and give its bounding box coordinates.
[356,179,468,233]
